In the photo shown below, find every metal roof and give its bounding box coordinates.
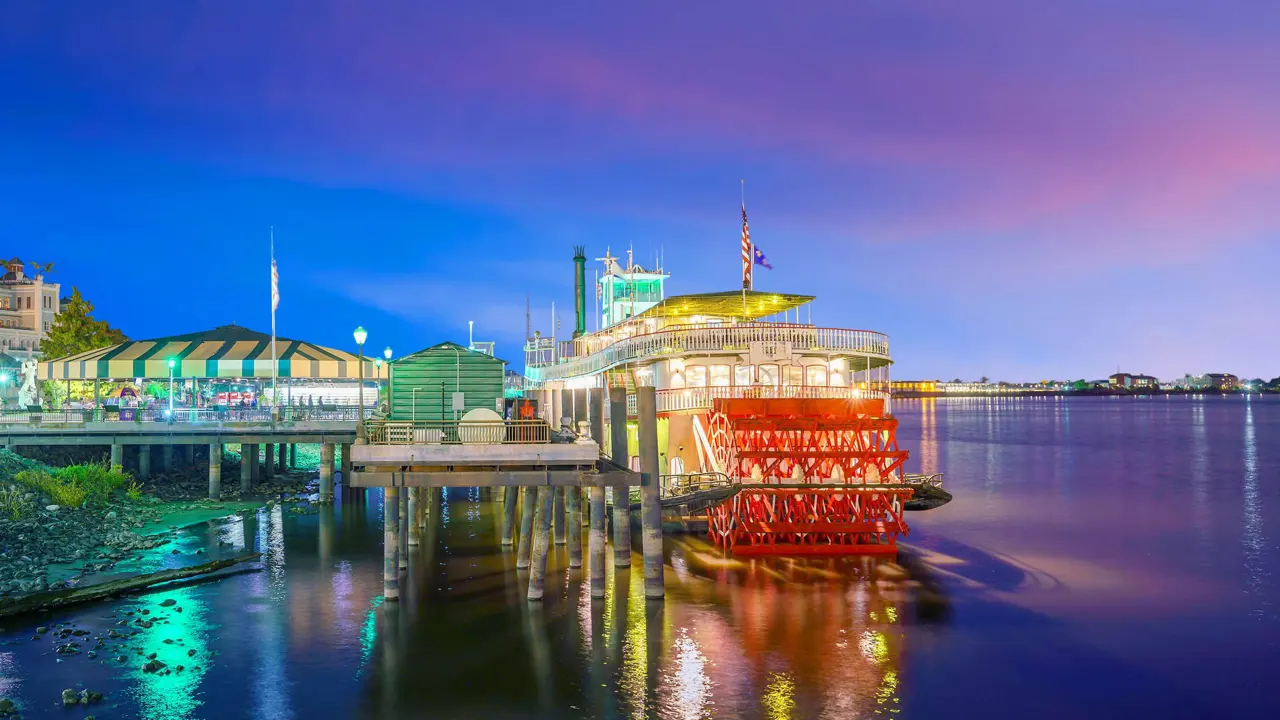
[633,290,814,321]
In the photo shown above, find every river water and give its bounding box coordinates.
[1,396,1278,718]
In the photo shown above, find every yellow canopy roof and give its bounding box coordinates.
[635,290,814,322]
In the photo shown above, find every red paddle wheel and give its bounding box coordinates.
[705,398,915,555]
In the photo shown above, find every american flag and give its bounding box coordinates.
[271,257,280,311]
[741,204,752,289]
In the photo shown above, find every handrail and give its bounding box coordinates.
[0,406,373,426]
[660,471,734,498]
[527,323,890,383]
[903,472,944,488]
[366,419,552,445]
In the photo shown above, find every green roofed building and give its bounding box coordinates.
[389,341,506,421]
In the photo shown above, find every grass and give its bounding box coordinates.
[13,462,132,509]
[0,485,34,520]
[125,479,145,502]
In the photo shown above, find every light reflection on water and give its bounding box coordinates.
[0,397,1277,718]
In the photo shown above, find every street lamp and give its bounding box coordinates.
[384,346,392,362]
[353,326,368,443]
[167,358,176,418]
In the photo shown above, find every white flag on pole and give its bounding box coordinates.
[271,258,280,311]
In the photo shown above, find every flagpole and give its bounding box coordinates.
[741,180,748,318]
[270,226,277,414]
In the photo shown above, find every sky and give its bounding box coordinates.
[2,0,1278,381]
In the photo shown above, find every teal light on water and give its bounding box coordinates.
[356,595,386,680]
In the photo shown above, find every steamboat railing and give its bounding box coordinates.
[654,385,891,413]
[527,323,891,383]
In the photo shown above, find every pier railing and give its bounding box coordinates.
[365,419,551,445]
[527,323,891,383]
[0,405,372,426]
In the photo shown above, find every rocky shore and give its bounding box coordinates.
[0,450,317,599]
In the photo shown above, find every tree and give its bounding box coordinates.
[40,287,126,360]
[979,375,990,384]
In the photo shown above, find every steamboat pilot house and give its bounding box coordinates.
[524,250,898,485]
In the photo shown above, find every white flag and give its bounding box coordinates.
[271,258,280,311]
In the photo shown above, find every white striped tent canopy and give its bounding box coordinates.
[40,324,376,381]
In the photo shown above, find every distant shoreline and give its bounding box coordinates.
[891,389,1273,399]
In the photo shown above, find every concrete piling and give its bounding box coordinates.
[109,443,122,469]
[138,445,151,480]
[528,486,553,601]
[209,443,223,499]
[567,487,582,568]
[288,443,296,468]
[554,488,567,545]
[516,486,536,569]
[501,486,518,546]
[263,443,275,480]
[319,443,335,502]
[589,486,607,598]
[384,485,400,600]
[610,387,632,567]
[245,444,259,486]
[573,389,588,429]
[638,386,665,599]
[589,387,605,457]
[278,443,287,473]
[162,445,173,472]
[398,490,409,570]
[240,444,253,492]
[408,488,421,547]
[341,443,353,484]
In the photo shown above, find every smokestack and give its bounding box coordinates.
[573,246,587,338]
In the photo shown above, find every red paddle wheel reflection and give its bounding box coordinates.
[705,398,915,555]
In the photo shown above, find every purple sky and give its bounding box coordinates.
[3,1,1278,380]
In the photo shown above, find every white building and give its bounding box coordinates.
[0,258,61,359]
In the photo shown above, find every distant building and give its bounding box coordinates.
[0,258,60,359]
[1109,372,1159,390]
[1204,373,1239,391]
[890,380,938,393]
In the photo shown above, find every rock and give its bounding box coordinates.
[0,698,16,715]
[159,598,176,607]
[115,656,127,663]
[187,648,197,657]
[146,652,157,660]
[78,689,103,704]
[62,688,79,706]
[175,664,185,672]
[46,505,60,512]
[142,659,166,673]
[106,511,117,519]
[87,650,97,659]
[35,626,48,634]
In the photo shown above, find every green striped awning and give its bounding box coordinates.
[39,324,376,381]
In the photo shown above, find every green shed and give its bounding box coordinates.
[388,342,507,421]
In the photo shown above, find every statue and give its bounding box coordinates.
[18,357,39,407]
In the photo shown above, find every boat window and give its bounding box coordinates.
[785,366,802,386]
[686,366,708,387]
[759,364,779,386]
[806,365,828,387]
[691,363,711,386]
[710,365,731,387]
[735,365,753,386]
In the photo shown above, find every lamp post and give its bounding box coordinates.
[354,326,368,443]
[167,358,176,419]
